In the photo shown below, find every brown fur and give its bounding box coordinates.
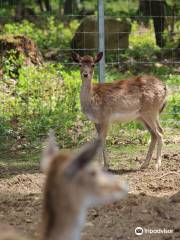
[90,76,167,117]
[72,52,167,170]
[42,154,70,239]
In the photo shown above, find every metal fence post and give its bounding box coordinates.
[98,0,105,83]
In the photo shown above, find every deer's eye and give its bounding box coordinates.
[92,64,95,68]
[79,63,82,67]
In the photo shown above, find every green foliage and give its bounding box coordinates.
[105,0,138,17]
[2,49,24,79]
[0,9,179,151]
[121,21,158,66]
[165,91,180,122]
[3,18,79,50]
[0,58,179,151]
[3,20,42,45]
[0,58,95,149]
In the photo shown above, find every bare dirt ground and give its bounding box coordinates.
[0,143,180,240]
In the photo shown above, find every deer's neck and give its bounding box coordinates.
[43,203,87,240]
[80,77,93,112]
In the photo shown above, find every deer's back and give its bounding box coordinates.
[86,75,167,123]
[93,75,166,105]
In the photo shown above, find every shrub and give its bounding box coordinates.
[3,18,79,50]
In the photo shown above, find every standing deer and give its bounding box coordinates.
[72,52,167,170]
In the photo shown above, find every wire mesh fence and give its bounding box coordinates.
[0,0,179,152]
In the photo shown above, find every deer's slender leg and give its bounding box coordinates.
[140,119,157,169]
[156,119,164,135]
[155,119,164,170]
[95,123,108,169]
[141,116,163,170]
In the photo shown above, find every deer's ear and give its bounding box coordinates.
[65,138,102,177]
[72,52,81,63]
[41,130,59,173]
[94,52,103,63]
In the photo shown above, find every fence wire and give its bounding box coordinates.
[64,0,180,127]
[0,0,179,149]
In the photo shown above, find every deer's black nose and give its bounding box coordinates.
[83,73,88,78]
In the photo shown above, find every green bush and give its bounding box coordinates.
[0,19,179,151]
[0,53,95,149]
[0,57,179,151]
[2,18,79,50]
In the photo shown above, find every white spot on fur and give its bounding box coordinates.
[110,111,140,123]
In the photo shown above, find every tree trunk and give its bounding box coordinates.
[44,0,51,11]
[63,0,77,15]
[139,0,166,48]
[36,0,51,12]
[15,1,23,20]
[169,0,176,40]
[37,0,45,12]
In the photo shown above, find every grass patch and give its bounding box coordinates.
[0,150,40,179]
[108,142,180,170]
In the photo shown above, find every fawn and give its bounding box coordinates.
[72,52,167,170]
[0,133,128,240]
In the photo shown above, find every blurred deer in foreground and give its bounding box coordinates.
[41,132,128,240]
[0,132,128,240]
[72,52,167,170]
